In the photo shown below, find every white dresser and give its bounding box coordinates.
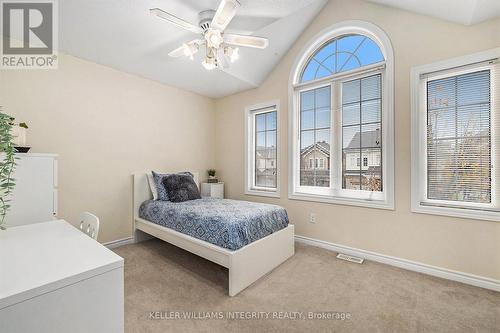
[0,220,124,333]
[7,153,58,227]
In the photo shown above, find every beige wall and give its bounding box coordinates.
[0,53,215,243]
[215,0,500,280]
[0,0,498,280]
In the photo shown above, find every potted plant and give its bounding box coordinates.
[11,120,30,153]
[0,110,17,230]
[207,169,218,183]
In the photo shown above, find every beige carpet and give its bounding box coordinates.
[114,239,500,333]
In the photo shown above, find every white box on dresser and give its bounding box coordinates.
[6,153,58,227]
[200,182,224,199]
[0,220,124,333]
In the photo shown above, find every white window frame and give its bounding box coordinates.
[288,21,395,210]
[245,100,280,198]
[411,47,500,222]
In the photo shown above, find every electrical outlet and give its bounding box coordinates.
[309,213,316,224]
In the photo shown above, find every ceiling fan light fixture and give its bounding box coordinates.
[183,42,199,59]
[225,46,239,63]
[182,44,192,58]
[205,29,224,49]
[155,0,268,71]
[202,57,216,70]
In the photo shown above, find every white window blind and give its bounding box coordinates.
[342,74,382,191]
[423,60,499,209]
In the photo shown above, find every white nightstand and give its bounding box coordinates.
[200,182,224,199]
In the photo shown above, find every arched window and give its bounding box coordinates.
[289,21,394,209]
[300,34,384,83]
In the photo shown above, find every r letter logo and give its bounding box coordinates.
[1,0,58,69]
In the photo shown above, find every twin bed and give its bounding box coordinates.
[133,172,295,296]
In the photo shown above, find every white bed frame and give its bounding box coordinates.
[133,172,295,296]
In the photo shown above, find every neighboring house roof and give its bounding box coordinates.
[301,141,330,157]
[299,130,382,157]
[346,130,381,150]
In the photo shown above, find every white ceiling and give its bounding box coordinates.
[366,0,500,25]
[59,0,328,98]
[55,0,500,98]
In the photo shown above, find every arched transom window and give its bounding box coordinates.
[289,22,394,209]
[301,34,384,83]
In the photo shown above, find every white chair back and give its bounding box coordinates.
[79,212,100,240]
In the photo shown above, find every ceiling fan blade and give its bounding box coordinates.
[168,45,188,58]
[224,16,278,34]
[168,39,203,58]
[150,8,203,34]
[211,0,240,31]
[224,34,269,49]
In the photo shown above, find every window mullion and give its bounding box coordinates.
[254,114,259,189]
[359,77,363,190]
[332,81,341,193]
[313,89,317,187]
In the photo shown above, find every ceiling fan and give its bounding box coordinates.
[150,0,269,70]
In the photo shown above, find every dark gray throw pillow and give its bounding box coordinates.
[152,171,193,201]
[163,174,201,202]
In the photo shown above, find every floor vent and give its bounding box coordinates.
[336,253,364,264]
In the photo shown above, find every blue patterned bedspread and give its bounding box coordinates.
[139,198,289,250]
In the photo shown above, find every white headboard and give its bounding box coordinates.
[132,172,199,221]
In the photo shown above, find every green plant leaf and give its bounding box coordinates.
[0,109,18,230]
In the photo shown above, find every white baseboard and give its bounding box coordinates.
[295,235,500,292]
[103,237,134,249]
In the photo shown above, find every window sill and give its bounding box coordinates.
[412,203,500,222]
[289,192,394,210]
[245,189,281,198]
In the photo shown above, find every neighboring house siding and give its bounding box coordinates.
[345,149,381,171]
[300,142,330,186]
[302,150,329,170]
[343,129,382,191]
[256,146,277,187]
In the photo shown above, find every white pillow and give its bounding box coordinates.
[147,173,158,200]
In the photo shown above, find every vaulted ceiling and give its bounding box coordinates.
[366,0,500,25]
[57,0,499,98]
[59,0,328,98]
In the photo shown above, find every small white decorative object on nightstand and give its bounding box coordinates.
[201,182,224,199]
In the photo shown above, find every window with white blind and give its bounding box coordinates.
[289,22,394,209]
[342,74,383,192]
[411,48,500,221]
[245,101,280,197]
